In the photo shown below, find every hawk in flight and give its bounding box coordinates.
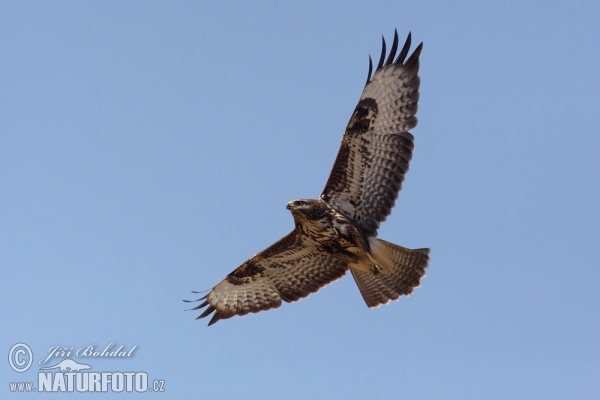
[187,30,429,326]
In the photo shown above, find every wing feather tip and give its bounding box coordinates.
[196,305,216,320]
[376,35,386,71]
[384,29,399,67]
[394,31,412,65]
[405,42,423,68]
[207,311,222,326]
[365,55,373,86]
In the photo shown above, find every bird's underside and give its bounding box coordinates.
[186,30,429,326]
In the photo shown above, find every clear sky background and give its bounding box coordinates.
[1,1,599,399]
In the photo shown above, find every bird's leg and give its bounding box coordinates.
[366,253,383,275]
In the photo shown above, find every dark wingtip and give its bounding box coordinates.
[197,305,216,320]
[365,55,373,86]
[190,299,210,310]
[404,41,423,68]
[367,30,421,85]
[186,292,218,324]
[384,29,399,67]
[208,312,222,326]
[376,35,386,72]
[183,293,207,305]
[395,32,412,65]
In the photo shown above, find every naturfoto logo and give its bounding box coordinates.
[7,342,165,394]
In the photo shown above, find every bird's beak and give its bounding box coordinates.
[286,201,293,210]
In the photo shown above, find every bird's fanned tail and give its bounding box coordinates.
[350,238,429,308]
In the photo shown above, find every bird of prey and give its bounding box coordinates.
[186,30,429,326]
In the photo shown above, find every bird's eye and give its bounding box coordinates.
[296,201,305,206]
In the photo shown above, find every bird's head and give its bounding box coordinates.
[286,199,316,212]
[286,199,329,225]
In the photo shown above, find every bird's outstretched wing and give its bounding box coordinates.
[320,31,423,236]
[187,231,348,326]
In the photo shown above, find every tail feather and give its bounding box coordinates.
[351,238,429,308]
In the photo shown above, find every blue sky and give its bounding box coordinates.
[1,1,599,398]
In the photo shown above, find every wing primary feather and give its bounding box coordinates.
[197,305,215,320]
[376,35,386,71]
[365,55,373,86]
[394,32,412,65]
[384,29,399,67]
[190,299,210,310]
[208,311,222,326]
[182,293,207,303]
[404,42,423,68]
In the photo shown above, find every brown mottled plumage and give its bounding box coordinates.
[186,30,429,326]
